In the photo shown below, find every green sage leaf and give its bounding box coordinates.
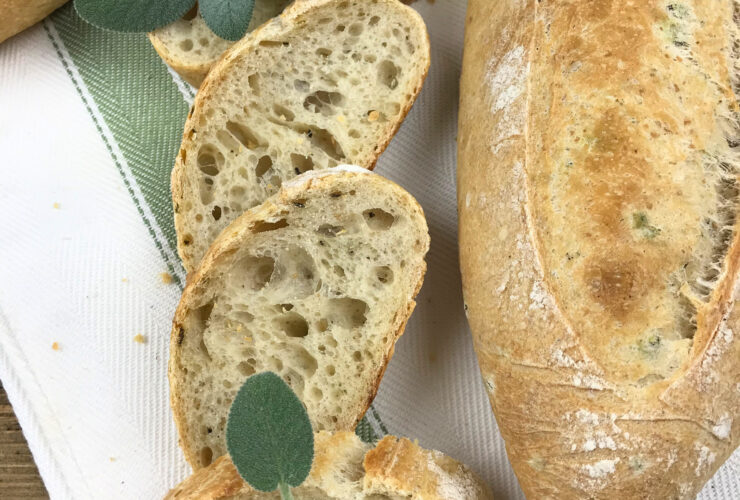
[74,0,196,33]
[199,0,256,41]
[226,372,314,493]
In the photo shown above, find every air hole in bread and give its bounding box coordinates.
[234,255,275,290]
[199,37,209,47]
[291,345,318,376]
[336,24,346,32]
[317,318,329,332]
[230,186,245,198]
[179,39,193,52]
[273,103,295,121]
[326,365,336,376]
[216,130,241,152]
[269,356,284,372]
[375,266,394,284]
[369,15,380,26]
[334,265,346,277]
[291,153,315,174]
[294,79,310,92]
[275,311,309,338]
[255,155,272,178]
[303,90,345,115]
[310,387,323,401]
[318,224,344,237]
[349,129,361,139]
[199,446,213,467]
[363,208,395,230]
[326,298,368,329]
[197,147,223,176]
[259,40,287,47]
[211,206,221,221]
[307,126,345,160]
[284,368,305,395]
[233,311,254,324]
[193,301,215,331]
[250,219,288,233]
[349,23,364,36]
[318,17,332,24]
[316,47,332,58]
[199,338,212,361]
[226,121,263,150]
[353,351,362,361]
[247,74,260,95]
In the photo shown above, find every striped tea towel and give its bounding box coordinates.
[0,3,738,499]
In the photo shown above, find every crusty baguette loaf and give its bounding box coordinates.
[163,431,493,500]
[148,1,291,88]
[458,0,739,498]
[1,0,67,44]
[170,167,429,469]
[171,0,430,272]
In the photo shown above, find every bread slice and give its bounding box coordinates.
[148,1,291,87]
[170,167,429,469]
[171,0,430,272]
[2,0,68,44]
[163,431,493,500]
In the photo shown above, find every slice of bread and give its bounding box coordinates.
[148,1,291,87]
[2,0,68,44]
[171,0,430,272]
[170,167,429,469]
[163,431,493,500]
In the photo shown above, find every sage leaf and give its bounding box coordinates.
[199,0,256,41]
[74,0,196,33]
[227,372,314,493]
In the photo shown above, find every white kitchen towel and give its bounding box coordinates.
[0,2,737,499]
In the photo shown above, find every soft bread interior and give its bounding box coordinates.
[173,169,429,468]
[175,0,429,269]
[150,1,290,69]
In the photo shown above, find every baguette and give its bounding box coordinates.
[170,167,429,469]
[458,0,739,498]
[2,0,67,44]
[171,0,430,272]
[163,431,493,500]
[148,1,291,88]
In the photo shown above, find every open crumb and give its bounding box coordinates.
[133,334,147,344]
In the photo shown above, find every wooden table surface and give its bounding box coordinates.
[0,382,48,499]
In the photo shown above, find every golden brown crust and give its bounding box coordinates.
[171,0,431,272]
[363,436,493,499]
[163,432,492,500]
[170,169,429,470]
[458,0,739,498]
[1,0,67,43]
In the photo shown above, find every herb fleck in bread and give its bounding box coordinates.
[163,431,493,500]
[458,0,740,498]
[170,167,429,469]
[148,1,291,88]
[171,0,430,272]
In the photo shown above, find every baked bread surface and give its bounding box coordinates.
[458,0,740,497]
[171,0,430,271]
[163,431,493,500]
[170,167,429,469]
[148,1,291,87]
[2,0,67,43]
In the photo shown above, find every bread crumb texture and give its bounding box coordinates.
[172,0,429,270]
[163,431,492,499]
[170,169,429,469]
[458,0,740,498]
